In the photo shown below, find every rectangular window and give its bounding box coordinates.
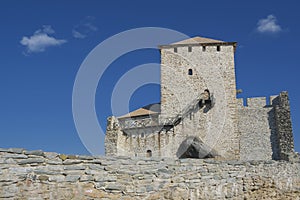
[217,46,221,51]
[174,47,177,53]
[188,46,192,52]
[202,46,206,52]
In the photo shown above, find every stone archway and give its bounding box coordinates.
[176,136,219,159]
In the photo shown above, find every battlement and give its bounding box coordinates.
[237,95,280,108]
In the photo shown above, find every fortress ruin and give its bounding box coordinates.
[0,36,299,199]
[105,36,295,161]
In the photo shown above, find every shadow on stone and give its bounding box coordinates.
[176,136,219,159]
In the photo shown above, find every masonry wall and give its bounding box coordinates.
[0,148,299,199]
[159,44,239,160]
[274,92,295,160]
[237,92,295,161]
[237,97,277,160]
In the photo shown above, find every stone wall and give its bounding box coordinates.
[237,92,295,161]
[237,96,276,160]
[274,92,295,160]
[107,92,295,162]
[1,148,299,199]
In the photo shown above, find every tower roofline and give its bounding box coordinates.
[158,36,237,49]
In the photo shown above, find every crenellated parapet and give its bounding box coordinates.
[237,95,281,108]
[237,91,295,161]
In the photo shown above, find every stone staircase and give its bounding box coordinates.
[163,92,213,126]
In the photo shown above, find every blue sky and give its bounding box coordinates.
[0,1,299,155]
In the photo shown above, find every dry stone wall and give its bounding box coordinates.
[0,148,299,199]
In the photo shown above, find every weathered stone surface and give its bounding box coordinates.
[9,167,34,175]
[17,158,45,165]
[65,175,80,182]
[44,152,58,159]
[77,155,94,160]
[94,175,117,182]
[105,183,125,191]
[63,159,82,165]
[58,154,68,161]
[88,164,104,170]
[48,175,65,182]
[38,175,49,181]
[24,150,44,157]
[80,175,94,182]
[7,148,24,154]
[3,154,28,159]
[0,148,9,152]
[46,158,62,165]
[4,158,17,164]
[63,165,86,170]
[0,149,299,199]
[0,148,22,155]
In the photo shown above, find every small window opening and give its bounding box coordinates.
[202,46,206,52]
[217,46,221,51]
[174,47,177,53]
[188,46,192,52]
[188,69,193,75]
[146,150,152,157]
[141,133,145,138]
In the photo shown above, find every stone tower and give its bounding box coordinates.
[158,37,239,159]
[105,36,295,161]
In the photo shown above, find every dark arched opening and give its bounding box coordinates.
[176,136,219,159]
[146,150,152,157]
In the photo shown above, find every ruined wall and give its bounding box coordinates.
[0,148,299,199]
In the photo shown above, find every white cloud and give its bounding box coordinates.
[257,15,282,34]
[38,25,55,34]
[20,25,66,53]
[72,16,98,39]
[72,30,86,39]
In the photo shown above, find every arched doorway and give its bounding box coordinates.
[176,136,218,159]
[146,150,152,157]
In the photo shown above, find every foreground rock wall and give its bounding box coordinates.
[0,148,299,199]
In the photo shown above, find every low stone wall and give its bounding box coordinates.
[0,148,299,199]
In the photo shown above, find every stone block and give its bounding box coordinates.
[24,150,44,157]
[65,175,80,182]
[17,158,45,165]
[246,97,266,107]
